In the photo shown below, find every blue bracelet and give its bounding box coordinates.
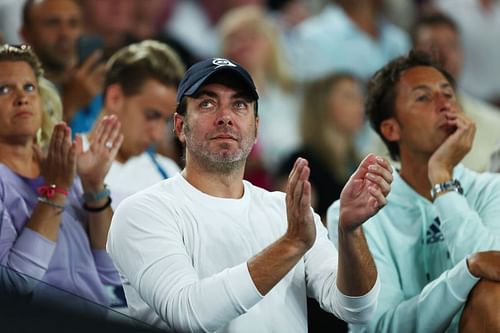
[83,184,110,203]
[38,196,65,211]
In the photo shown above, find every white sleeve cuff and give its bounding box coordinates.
[335,275,380,324]
[224,262,263,313]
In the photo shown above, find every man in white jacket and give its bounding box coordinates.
[328,51,500,333]
[107,57,393,332]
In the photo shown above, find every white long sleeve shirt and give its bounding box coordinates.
[107,173,379,332]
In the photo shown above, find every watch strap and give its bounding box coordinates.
[430,179,463,200]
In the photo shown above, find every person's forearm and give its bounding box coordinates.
[81,181,113,249]
[248,236,308,295]
[87,207,113,249]
[336,225,377,296]
[435,193,500,263]
[26,193,66,241]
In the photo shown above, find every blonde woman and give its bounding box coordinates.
[277,72,365,223]
[0,44,123,312]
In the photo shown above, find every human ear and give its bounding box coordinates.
[173,113,186,144]
[254,116,259,144]
[104,84,124,114]
[380,118,401,142]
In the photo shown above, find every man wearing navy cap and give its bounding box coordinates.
[107,58,393,332]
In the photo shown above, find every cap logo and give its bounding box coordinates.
[212,58,237,69]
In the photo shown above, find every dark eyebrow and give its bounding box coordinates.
[411,82,453,92]
[233,92,254,102]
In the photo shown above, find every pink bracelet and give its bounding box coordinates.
[37,184,69,198]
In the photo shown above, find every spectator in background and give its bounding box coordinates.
[79,0,135,60]
[277,73,365,223]
[218,5,302,185]
[288,0,410,82]
[162,0,267,60]
[412,11,500,172]
[89,40,185,209]
[266,0,312,50]
[275,72,365,333]
[20,0,106,134]
[267,0,311,30]
[126,0,198,167]
[128,0,199,68]
[0,44,123,311]
[434,0,500,107]
[329,50,500,333]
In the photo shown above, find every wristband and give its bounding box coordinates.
[37,184,69,199]
[83,196,112,212]
[83,184,110,203]
[37,196,65,211]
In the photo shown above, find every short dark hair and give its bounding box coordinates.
[366,50,456,161]
[411,12,460,45]
[22,0,81,28]
[104,40,185,98]
[22,0,35,27]
[0,44,43,80]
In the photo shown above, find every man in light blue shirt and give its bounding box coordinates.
[328,51,500,332]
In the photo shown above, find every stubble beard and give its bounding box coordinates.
[183,122,255,174]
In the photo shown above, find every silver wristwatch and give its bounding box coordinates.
[430,179,463,200]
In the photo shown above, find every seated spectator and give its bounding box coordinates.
[21,0,106,134]
[88,40,185,209]
[79,0,135,60]
[0,44,123,311]
[277,72,365,223]
[435,0,500,106]
[328,51,500,333]
[276,72,365,333]
[412,11,500,172]
[107,57,393,332]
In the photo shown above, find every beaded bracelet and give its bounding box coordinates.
[83,184,110,203]
[37,184,69,199]
[37,196,65,211]
[83,197,112,213]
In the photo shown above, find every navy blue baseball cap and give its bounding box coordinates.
[176,57,259,103]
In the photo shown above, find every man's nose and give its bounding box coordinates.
[150,122,167,143]
[436,93,453,113]
[216,106,233,126]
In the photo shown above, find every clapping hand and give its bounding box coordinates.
[34,122,77,191]
[75,115,123,191]
[285,157,316,251]
[339,154,393,232]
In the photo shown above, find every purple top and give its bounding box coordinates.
[0,164,120,306]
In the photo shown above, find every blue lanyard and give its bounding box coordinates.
[147,150,169,180]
